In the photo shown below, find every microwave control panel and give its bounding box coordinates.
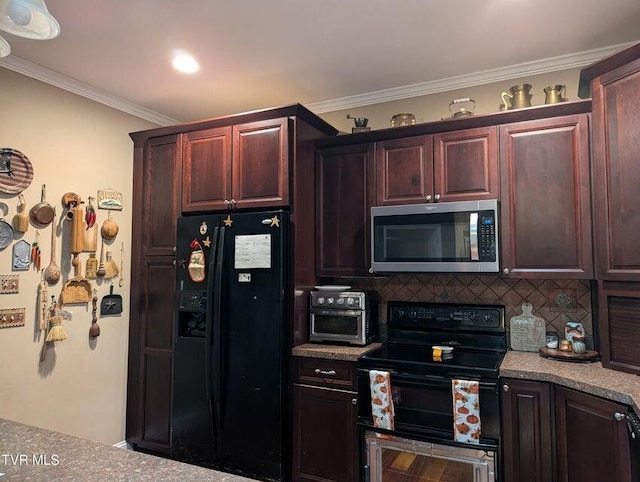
[478,211,496,261]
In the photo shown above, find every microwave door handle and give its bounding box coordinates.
[469,212,479,261]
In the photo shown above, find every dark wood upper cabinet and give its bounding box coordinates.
[434,126,499,202]
[596,280,640,375]
[375,127,498,206]
[501,378,554,482]
[499,114,593,279]
[182,127,232,212]
[316,143,375,277]
[555,386,632,482]
[182,118,288,212]
[589,51,640,280]
[375,135,433,205]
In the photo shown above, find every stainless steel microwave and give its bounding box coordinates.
[370,199,499,273]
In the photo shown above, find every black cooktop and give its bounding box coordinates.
[359,344,505,378]
[359,301,507,379]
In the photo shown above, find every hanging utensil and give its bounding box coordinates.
[0,202,14,250]
[29,184,55,228]
[43,209,60,285]
[89,289,100,338]
[119,242,124,287]
[100,284,123,316]
[61,196,92,304]
[12,194,29,233]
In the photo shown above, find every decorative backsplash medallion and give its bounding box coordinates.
[345,274,593,349]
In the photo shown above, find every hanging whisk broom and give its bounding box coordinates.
[103,249,119,279]
[45,296,67,342]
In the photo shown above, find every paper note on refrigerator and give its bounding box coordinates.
[234,234,271,269]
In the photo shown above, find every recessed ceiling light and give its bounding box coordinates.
[172,52,200,74]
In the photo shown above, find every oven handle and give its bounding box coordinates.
[312,309,363,317]
[358,368,497,390]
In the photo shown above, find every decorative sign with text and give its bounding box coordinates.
[97,189,123,211]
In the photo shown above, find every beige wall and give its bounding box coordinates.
[0,67,157,445]
[319,68,581,133]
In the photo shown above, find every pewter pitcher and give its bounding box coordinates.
[501,83,533,110]
[544,84,567,104]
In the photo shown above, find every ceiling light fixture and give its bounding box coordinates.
[172,52,200,74]
[0,0,60,40]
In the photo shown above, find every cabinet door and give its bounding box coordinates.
[555,386,632,482]
[434,126,499,202]
[596,280,640,375]
[232,117,289,209]
[128,134,181,454]
[316,143,375,277]
[182,127,232,212]
[501,378,554,482]
[292,384,360,482]
[499,115,593,278]
[375,135,433,205]
[591,58,640,280]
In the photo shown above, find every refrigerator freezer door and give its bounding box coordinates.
[212,210,288,481]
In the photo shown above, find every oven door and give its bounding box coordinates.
[358,368,500,449]
[365,432,496,482]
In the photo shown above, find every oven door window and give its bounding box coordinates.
[366,433,495,482]
[311,311,360,336]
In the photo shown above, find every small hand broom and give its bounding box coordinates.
[45,297,67,342]
[103,250,119,279]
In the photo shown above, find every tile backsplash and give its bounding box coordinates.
[345,274,594,349]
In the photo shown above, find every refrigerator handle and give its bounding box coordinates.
[212,225,226,442]
[204,227,219,419]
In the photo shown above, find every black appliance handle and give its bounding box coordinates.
[212,225,226,445]
[358,368,497,390]
[204,226,219,423]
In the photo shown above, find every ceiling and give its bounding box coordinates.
[1,0,640,126]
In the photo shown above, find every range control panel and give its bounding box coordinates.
[388,301,505,332]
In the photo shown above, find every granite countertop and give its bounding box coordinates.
[292,342,382,361]
[0,418,257,482]
[500,350,640,414]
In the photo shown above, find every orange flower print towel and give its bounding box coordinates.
[452,379,481,444]
[369,370,395,432]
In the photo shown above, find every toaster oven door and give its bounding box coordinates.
[309,310,365,345]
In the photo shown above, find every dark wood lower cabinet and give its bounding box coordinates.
[501,378,633,482]
[501,379,554,482]
[555,386,632,482]
[292,357,360,482]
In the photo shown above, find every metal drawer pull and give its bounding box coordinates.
[614,412,626,421]
[315,369,336,376]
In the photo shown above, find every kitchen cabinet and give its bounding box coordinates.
[499,114,593,279]
[501,378,633,482]
[127,105,337,455]
[555,386,632,482]
[582,42,640,281]
[292,357,360,482]
[375,127,498,206]
[316,143,375,277]
[595,280,640,376]
[126,134,182,454]
[182,118,289,212]
[501,378,554,482]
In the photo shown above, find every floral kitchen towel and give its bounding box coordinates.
[452,379,481,444]
[369,370,395,432]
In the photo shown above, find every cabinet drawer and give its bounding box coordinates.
[294,357,356,390]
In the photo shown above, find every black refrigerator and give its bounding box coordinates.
[171,210,288,482]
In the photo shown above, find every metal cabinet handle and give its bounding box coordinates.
[231,199,237,205]
[502,384,509,392]
[434,194,440,201]
[351,398,358,406]
[224,199,230,205]
[425,195,432,202]
[614,412,626,421]
[314,369,336,376]
[503,268,510,275]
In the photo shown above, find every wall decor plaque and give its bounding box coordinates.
[0,307,26,328]
[0,274,19,294]
[97,189,123,211]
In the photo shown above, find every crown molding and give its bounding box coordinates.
[0,42,634,121]
[0,55,180,126]
[306,42,635,114]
